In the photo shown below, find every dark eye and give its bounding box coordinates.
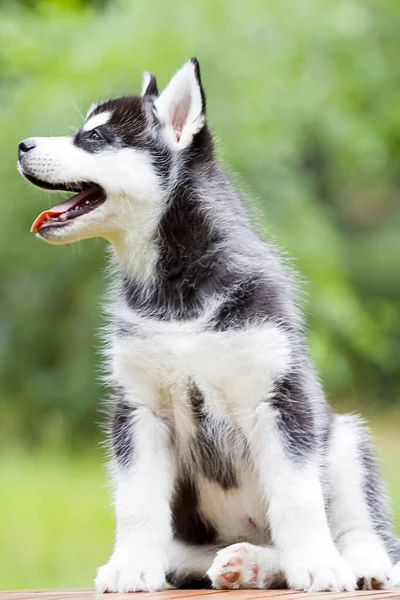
[89,128,102,141]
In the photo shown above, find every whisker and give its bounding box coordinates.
[72,103,85,121]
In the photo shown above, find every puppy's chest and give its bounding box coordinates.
[112,320,206,392]
[113,319,273,545]
[111,312,291,417]
[112,318,248,466]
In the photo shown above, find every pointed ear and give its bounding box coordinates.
[141,72,158,97]
[154,58,206,149]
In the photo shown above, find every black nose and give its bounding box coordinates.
[18,139,36,160]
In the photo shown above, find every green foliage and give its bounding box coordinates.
[0,446,112,589]
[1,0,400,443]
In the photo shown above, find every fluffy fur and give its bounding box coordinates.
[18,58,400,593]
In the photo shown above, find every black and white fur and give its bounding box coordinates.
[18,59,400,593]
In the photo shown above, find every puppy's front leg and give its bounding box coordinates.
[249,401,357,592]
[96,399,174,593]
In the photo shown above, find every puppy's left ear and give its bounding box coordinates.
[141,72,159,96]
[154,58,206,149]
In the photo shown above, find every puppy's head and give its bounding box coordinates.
[18,58,211,245]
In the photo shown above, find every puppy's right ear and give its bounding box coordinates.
[154,58,206,150]
[141,72,159,97]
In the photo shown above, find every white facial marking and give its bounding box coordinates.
[22,134,164,279]
[82,111,112,132]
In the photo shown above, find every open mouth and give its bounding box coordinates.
[27,175,106,233]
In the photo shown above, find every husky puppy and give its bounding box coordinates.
[18,59,400,593]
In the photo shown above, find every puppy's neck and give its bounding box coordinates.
[110,161,224,283]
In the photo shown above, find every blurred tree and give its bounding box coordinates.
[0,0,109,8]
[0,0,399,446]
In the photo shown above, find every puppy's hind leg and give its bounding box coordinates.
[207,542,285,589]
[166,540,220,588]
[167,540,284,590]
[328,414,399,589]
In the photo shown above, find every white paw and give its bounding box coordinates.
[95,558,166,593]
[389,563,400,588]
[283,550,357,592]
[207,542,283,589]
[342,539,392,589]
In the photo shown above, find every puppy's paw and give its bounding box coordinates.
[207,542,282,589]
[95,557,166,593]
[283,550,357,592]
[341,538,392,590]
[389,563,400,588]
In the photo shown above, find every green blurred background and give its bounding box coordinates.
[1,0,399,590]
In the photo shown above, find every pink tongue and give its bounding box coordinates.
[30,188,98,232]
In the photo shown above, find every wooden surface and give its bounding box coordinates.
[1,590,400,600]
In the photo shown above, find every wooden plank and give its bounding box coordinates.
[1,590,400,600]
